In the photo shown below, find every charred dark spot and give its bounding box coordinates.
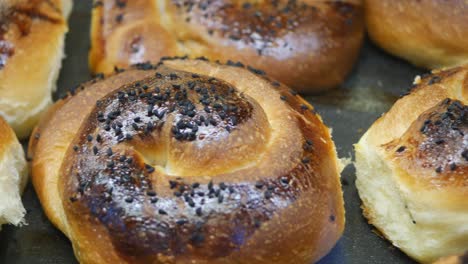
[64,61,316,259]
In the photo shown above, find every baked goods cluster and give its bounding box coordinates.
[0,0,467,263]
[0,0,70,232]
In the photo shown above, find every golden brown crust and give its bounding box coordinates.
[384,99,467,192]
[355,66,468,262]
[0,0,71,138]
[434,252,468,264]
[28,68,157,234]
[89,0,364,93]
[29,58,344,263]
[368,67,467,207]
[0,115,16,155]
[365,0,468,69]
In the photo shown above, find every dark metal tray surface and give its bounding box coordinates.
[0,1,424,263]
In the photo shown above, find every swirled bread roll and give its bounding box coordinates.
[0,0,71,138]
[29,58,345,263]
[89,0,364,93]
[365,0,468,69]
[0,116,28,230]
[355,66,468,263]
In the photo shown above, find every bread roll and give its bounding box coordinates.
[365,0,468,69]
[0,116,28,230]
[355,66,468,263]
[29,58,344,263]
[89,0,364,93]
[0,0,72,139]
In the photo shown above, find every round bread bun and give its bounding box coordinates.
[0,115,28,230]
[0,0,71,139]
[28,58,345,263]
[365,0,468,69]
[89,0,364,93]
[355,66,468,263]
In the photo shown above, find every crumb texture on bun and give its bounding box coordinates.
[0,116,28,230]
[355,66,468,263]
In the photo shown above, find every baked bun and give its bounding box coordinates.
[28,58,344,263]
[365,0,468,69]
[355,66,468,263]
[434,252,468,264]
[0,0,72,139]
[0,116,28,230]
[89,0,364,93]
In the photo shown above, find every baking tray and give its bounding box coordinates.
[0,1,425,263]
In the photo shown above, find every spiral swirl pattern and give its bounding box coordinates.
[30,58,344,263]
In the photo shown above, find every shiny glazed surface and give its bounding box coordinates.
[0,2,431,263]
[29,58,345,263]
[90,0,364,92]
